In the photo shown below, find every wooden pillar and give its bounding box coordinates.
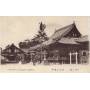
[69,52,72,64]
[30,53,33,62]
[75,52,78,64]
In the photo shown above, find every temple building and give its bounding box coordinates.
[28,23,89,64]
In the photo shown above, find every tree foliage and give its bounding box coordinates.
[19,22,49,48]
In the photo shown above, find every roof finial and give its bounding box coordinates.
[39,21,46,31]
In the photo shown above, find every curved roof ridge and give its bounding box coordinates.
[50,23,75,40]
[54,23,74,33]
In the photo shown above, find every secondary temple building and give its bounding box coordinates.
[1,44,25,64]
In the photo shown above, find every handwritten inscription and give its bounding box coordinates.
[51,68,79,72]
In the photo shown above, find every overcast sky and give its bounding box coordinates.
[0,16,89,49]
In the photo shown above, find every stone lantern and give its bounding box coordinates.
[55,50,59,60]
[42,50,47,64]
[43,50,47,61]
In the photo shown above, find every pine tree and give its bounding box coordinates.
[32,22,49,43]
[19,22,49,48]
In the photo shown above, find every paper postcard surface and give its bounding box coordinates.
[0,16,90,73]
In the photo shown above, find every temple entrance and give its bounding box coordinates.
[69,52,78,64]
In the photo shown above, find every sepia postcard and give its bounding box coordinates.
[0,16,90,73]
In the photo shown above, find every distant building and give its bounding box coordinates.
[1,44,25,64]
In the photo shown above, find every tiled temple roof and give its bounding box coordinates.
[23,23,87,51]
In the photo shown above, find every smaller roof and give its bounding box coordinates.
[42,39,54,46]
[21,49,29,53]
[2,44,24,54]
[29,44,41,50]
[58,37,78,44]
[75,35,89,43]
